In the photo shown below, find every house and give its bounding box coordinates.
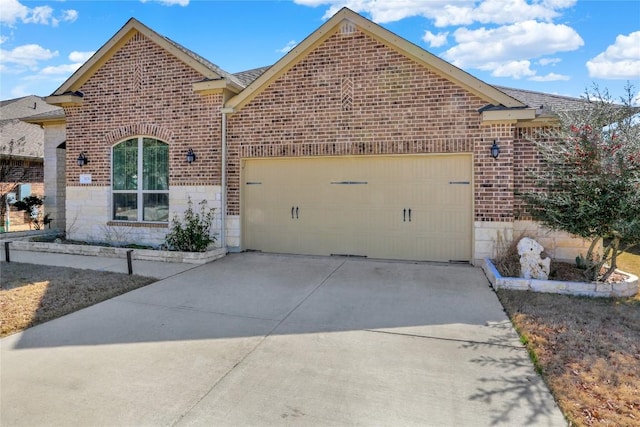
[0,96,62,231]
[34,8,592,263]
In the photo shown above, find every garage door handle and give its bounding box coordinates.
[403,208,412,222]
[291,206,295,219]
[296,206,299,219]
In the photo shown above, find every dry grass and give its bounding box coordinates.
[497,249,640,426]
[0,262,155,337]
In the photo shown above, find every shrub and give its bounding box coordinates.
[165,198,217,252]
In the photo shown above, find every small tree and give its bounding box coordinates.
[519,84,640,281]
[13,195,48,230]
[165,198,217,252]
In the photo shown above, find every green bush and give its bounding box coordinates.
[165,198,217,252]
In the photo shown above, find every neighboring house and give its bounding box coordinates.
[0,96,62,231]
[34,8,592,263]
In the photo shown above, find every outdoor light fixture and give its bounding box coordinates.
[186,148,196,164]
[77,151,89,167]
[490,140,500,159]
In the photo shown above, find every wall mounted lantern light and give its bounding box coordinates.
[77,151,89,167]
[186,148,196,164]
[490,140,500,159]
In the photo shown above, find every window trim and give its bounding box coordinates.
[111,136,169,223]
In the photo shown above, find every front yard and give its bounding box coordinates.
[1,249,639,425]
[497,248,640,426]
[0,262,154,337]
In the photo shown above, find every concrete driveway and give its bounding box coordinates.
[1,253,566,426]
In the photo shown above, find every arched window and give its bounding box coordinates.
[112,137,169,222]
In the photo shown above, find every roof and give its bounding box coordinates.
[50,17,244,97]
[0,95,61,121]
[0,96,62,159]
[0,120,45,158]
[495,86,587,117]
[233,66,271,87]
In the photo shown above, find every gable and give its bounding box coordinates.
[225,8,526,113]
[48,18,242,106]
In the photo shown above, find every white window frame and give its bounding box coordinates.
[111,136,169,223]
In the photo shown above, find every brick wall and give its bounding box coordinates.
[513,126,549,219]
[475,123,516,222]
[64,32,222,189]
[227,28,511,221]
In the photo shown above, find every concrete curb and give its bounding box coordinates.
[4,240,227,264]
[482,257,638,298]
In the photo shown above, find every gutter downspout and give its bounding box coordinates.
[220,103,234,252]
[220,108,227,251]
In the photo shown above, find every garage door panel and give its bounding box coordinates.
[242,155,472,262]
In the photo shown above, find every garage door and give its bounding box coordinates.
[242,155,472,262]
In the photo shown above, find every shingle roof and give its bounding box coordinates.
[0,120,45,158]
[161,32,246,88]
[0,95,61,121]
[233,66,271,87]
[495,86,587,116]
[0,95,62,159]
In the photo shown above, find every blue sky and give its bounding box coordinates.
[1,0,639,102]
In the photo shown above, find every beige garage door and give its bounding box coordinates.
[242,155,472,262]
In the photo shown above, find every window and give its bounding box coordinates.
[112,137,169,222]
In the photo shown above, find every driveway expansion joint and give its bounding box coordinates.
[364,329,526,350]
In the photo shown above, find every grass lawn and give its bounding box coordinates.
[497,249,640,427]
[0,262,155,338]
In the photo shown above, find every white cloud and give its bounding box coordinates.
[443,21,583,69]
[23,5,53,25]
[0,0,28,25]
[69,51,95,63]
[40,63,83,75]
[62,10,79,23]
[0,44,58,68]
[529,72,570,81]
[538,57,561,66]
[140,0,190,6]
[0,0,78,27]
[586,31,640,80]
[9,84,30,98]
[294,0,576,26]
[422,31,448,48]
[481,60,536,79]
[277,40,298,54]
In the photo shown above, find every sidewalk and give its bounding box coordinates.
[0,247,197,279]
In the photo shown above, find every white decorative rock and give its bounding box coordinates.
[517,237,552,280]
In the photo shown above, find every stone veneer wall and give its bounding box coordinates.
[43,123,66,232]
[66,185,221,247]
[473,220,594,265]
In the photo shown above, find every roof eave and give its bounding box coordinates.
[193,79,243,96]
[45,93,84,107]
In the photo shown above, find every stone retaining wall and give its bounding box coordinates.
[482,258,638,298]
[4,240,227,265]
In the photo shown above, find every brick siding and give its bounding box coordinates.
[63,32,222,188]
[227,28,513,221]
